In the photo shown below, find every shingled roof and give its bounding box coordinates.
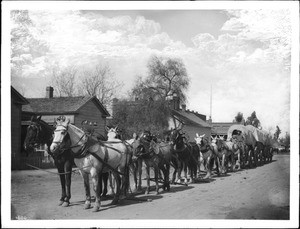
[22,96,110,116]
[11,86,29,105]
[172,109,211,128]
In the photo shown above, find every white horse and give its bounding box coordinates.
[50,117,130,212]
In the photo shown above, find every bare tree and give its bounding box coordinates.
[79,64,123,107]
[51,65,78,97]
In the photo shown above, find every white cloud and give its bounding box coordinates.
[11,9,292,134]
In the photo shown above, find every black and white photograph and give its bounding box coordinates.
[1,1,299,228]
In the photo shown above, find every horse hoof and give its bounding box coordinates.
[62,201,70,207]
[92,206,100,212]
[84,203,91,209]
[111,199,118,205]
[58,200,64,206]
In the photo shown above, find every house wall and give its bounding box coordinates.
[182,125,211,143]
[11,102,22,169]
[75,100,107,136]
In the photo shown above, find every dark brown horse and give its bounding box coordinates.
[132,133,171,194]
[170,129,198,183]
[23,116,74,207]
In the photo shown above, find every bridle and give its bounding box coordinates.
[25,122,43,148]
[52,125,86,155]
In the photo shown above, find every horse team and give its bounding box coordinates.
[23,115,275,212]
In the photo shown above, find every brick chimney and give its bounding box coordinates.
[46,86,54,98]
[172,94,180,110]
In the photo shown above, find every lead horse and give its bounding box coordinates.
[23,116,74,207]
[50,116,131,212]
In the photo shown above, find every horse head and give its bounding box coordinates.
[50,116,72,155]
[24,116,43,155]
[131,136,145,161]
[194,133,205,145]
[106,125,120,140]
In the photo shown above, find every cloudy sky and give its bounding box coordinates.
[9,4,294,135]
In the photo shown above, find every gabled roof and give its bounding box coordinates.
[22,96,110,116]
[11,86,29,105]
[172,109,211,128]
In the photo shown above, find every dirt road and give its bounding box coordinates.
[11,154,290,220]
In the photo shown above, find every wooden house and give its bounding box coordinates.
[11,87,29,170]
[167,96,212,142]
[22,86,110,133]
[16,86,110,170]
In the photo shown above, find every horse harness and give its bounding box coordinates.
[54,125,128,176]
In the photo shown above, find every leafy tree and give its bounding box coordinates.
[235,112,245,124]
[131,55,190,103]
[246,111,261,128]
[279,132,290,151]
[274,125,281,140]
[78,64,123,108]
[111,98,170,139]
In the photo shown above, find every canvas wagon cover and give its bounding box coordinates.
[227,124,257,147]
[228,124,275,147]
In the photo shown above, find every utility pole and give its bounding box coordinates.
[209,84,212,124]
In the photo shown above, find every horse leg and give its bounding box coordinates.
[154,167,159,195]
[203,156,212,179]
[182,162,188,184]
[119,167,128,198]
[145,165,150,194]
[108,172,116,196]
[82,172,91,209]
[221,153,226,174]
[137,159,143,191]
[171,157,178,184]
[165,163,170,191]
[230,152,234,172]
[111,172,121,205]
[131,162,138,191]
[176,161,183,184]
[56,163,67,206]
[90,168,101,212]
[62,159,72,207]
[101,172,109,197]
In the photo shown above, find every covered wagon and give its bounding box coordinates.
[227,124,276,167]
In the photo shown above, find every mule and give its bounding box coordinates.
[50,117,131,212]
[126,134,143,192]
[212,137,235,174]
[23,116,74,207]
[194,134,218,179]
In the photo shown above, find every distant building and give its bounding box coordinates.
[211,121,238,139]
[167,95,211,142]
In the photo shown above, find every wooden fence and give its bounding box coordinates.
[12,150,55,170]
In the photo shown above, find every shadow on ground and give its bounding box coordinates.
[226,205,289,219]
